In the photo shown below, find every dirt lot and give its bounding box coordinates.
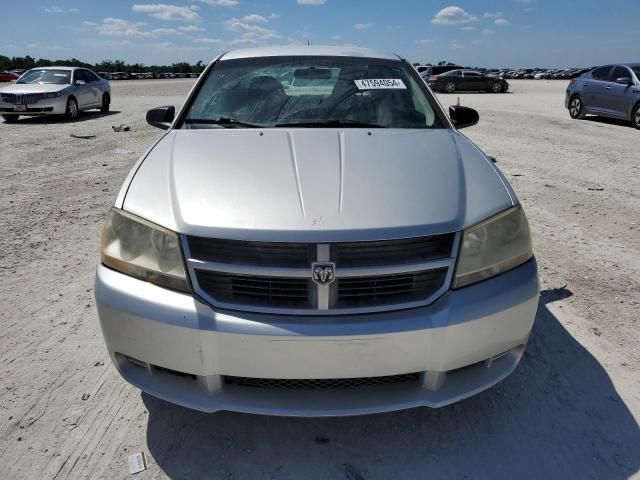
[0,79,638,480]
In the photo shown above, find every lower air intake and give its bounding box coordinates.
[224,372,421,390]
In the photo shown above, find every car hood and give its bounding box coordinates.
[0,83,68,94]
[122,129,514,242]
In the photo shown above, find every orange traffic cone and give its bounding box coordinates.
[456,96,461,107]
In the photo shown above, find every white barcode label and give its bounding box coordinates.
[354,79,406,90]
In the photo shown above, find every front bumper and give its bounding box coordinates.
[0,97,67,115]
[95,259,539,416]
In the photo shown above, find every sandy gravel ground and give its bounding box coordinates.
[0,79,638,480]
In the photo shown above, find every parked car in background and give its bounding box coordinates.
[428,69,509,93]
[566,63,640,129]
[110,72,129,80]
[0,66,111,122]
[420,65,462,80]
[0,71,20,82]
[95,45,538,416]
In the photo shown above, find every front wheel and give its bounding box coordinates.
[2,115,19,123]
[569,95,585,119]
[632,103,640,130]
[66,97,79,121]
[444,82,456,93]
[100,93,110,113]
[491,82,503,93]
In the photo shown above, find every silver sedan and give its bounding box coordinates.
[0,66,111,122]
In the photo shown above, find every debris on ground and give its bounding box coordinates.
[588,187,605,191]
[70,134,96,139]
[127,452,147,475]
[112,124,131,132]
[343,463,366,480]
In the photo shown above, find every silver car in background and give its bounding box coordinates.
[0,66,111,123]
[95,46,539,416]
[566,63,640,129]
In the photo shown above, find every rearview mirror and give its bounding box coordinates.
[294,68,332,80]
[146,105,175,130]
[449,105,479,129]
[616,77,632,86]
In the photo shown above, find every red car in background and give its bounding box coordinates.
[0,71,20,82]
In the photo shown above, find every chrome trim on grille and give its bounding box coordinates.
[0,93,43,104]
[188,259,310,278]
[183,233,460,315]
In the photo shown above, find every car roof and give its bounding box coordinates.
[220,45,401,61]
[27,66,81,71]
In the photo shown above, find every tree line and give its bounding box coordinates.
[0,55,207,74]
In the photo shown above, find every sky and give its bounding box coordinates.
[1,0,638,68]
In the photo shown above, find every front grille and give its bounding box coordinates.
[0,93,42,104]
[0,93,16,103]
[22,93,43,104]
[224,372,421,390]
[332,234,454,267]
[336,268,448,308]
[187,234,456,313]
[188,237,314,267]
[196,271,312,308]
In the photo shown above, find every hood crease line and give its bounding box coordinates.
[286,131,306,216]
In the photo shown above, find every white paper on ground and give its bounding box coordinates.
[128,452,148,475]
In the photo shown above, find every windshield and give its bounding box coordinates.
[18,69,71,85]
[183,56,445,129]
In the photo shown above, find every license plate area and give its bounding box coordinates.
[14,105,26,112]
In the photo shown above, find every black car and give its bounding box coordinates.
[428,69,509,93]
[419,64,462,80]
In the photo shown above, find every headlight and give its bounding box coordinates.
[100,208,191,293]
[453,206,533,289]
[43,92,62,98]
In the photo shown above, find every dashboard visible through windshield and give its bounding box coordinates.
[182,56,445,129]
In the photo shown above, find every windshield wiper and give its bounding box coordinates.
[274,119,386,128]
[183,117,262,128]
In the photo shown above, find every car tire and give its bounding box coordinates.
[66,97,79,121]
[2,115,19,123]
[100,93,110,113]
[491,82,503,93]
[569,95,585,119]
[445,82,456,93]
[632,103,640,130]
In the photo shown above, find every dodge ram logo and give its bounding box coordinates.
[312,262,335,285]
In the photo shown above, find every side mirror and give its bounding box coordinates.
[616,77,632,86]
[146,105,175,130]
[449,105,479,129]
[75,79,86,86]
